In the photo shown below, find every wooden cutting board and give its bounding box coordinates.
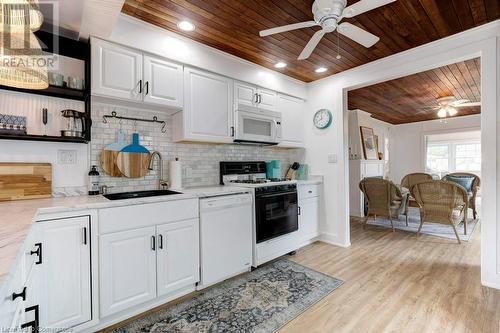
[0,163,52,201]
[116,152,151,178]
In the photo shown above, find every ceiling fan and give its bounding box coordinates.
[259,0,396,60]
[434,96,481,118]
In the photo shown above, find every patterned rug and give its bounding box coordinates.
[366,207,479,241]
[112,259,343,333]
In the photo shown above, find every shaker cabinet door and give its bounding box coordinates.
[143,55,183,108]
[91,38,143,101]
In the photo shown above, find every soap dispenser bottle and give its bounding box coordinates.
[88,165,100,195]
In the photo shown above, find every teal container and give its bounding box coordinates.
[296,164,309,180]
[266,160,281,179]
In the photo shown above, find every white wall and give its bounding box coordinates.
[108,14,307,99]
[303,20,499,289]
[389,114,481,183]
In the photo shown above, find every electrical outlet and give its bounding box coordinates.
[58,150,77,164]
[328,153,338,164]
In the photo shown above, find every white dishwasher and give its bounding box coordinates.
[198,193,253,289]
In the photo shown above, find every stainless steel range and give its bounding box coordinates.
[220,161,299,266]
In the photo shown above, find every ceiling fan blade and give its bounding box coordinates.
[454,102,481,107]
[259,21,318,37]
[298,30,325,60]
[342,0,397,19]
[338,22,379,48]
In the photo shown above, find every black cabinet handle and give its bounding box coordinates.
[30,243,42,265]
[158,234,163,249]
[151,236,156,251]
[83,227,87,245]
[138,79,143,94]
[254,93,259,104]
[21,304,39,333]
[298,206,301,215]
[12,287,26,301]
[145,81,149,95]
[230,126,235,137]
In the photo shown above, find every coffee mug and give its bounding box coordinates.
[48,72,64,87]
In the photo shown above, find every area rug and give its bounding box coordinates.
[111,259,343,333]
[366,207,479,241]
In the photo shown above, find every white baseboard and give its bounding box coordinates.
[319,232,351,248]
[481,280,500,290]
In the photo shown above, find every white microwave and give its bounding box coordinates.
[234,108,281,145]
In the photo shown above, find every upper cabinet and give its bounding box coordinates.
[173,67,234,143]
[91,38,183,111]
[234,81,277,112]
[278,94,305,148]
[143,55,183,108]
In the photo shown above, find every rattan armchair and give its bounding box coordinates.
[359,178,408,232]
[442,172,480,220]
[401,173,433,221]
[411,180,468,244]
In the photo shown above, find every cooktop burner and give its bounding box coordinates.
[229,178,289,184]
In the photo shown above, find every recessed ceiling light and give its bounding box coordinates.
[315,67,327,73]
[177,20,195,31]
[274,62,287,69]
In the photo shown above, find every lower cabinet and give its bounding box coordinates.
[157,219,199,296]
[298,197,320,244]
[12,216,92,331]
[99,218,200,317]
[99,226,157,317]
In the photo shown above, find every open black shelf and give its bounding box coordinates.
[0,31,91,144]
[0,133,88,143]
[0,84,86,101]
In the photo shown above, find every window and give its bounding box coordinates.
[425,131,481,178]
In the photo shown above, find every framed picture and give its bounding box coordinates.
[360,126,378,160]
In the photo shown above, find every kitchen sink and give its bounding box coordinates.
[103,189,182,200]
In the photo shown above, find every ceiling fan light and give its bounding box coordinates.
[315,66,327,73]
[448,107,457,116]
[437,108,447,118]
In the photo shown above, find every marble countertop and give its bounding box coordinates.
[297,176,323,185]
[0,185,250,286]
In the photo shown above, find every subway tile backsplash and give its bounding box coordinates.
[91,103,304,193]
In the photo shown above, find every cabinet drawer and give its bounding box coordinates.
[298,184,320,199]
[99,199,199,234]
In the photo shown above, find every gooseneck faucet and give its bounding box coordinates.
[149,151,169,190]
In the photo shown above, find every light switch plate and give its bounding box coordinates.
[58,149,77,164]
[328,153,337,164]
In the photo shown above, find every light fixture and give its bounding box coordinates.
[177,20,195,31]
[447,106,457,116]
[315,67,327,73]
[437,108,447,118]
[274,61,287,69]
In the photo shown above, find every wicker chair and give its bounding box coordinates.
[442,173,480,220]
[359,178,408,232]
[401,173,433,222]
[411,180,468,244]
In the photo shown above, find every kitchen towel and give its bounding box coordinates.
[169,158,183,190]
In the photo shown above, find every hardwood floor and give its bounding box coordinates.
[103,217,500,332]
[281,217,500,333]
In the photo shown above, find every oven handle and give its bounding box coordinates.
[255,191,297,198]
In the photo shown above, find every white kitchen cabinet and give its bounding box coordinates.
[100,226,157,317]
[278,94,305,148]
[173,67,234,143]
[92,38,143,101]
[234,81,277,112]
[36,216,92,329]
[157,219,199,296]
[298,197,320,243]
[143,55,183,108]
[234,81,258,109]
[257,87,277,111]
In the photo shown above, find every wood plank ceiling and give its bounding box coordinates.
[122,0,499,82]
[348,58,481,124]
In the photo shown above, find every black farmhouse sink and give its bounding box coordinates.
[104,190,182,200]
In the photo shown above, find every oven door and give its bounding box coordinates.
[235,110,280,144]
[255,190,298,243]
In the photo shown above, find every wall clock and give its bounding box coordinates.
[313,109,332,129]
